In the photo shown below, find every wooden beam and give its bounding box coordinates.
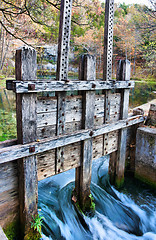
[6,80,134,93]
[109,60,131,188]
[15,46,38,239]
[75,55,96,211]
[0,116,144,165]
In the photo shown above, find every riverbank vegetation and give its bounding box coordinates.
[0,0,155,80]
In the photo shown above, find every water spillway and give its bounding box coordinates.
[38,157,156,240]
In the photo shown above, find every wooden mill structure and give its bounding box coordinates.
[0,0,144,238]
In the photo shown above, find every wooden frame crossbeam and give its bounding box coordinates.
[0,115,144,164]
[6,80,134,93]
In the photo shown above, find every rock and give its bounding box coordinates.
[135,127,156,188]
[145,104,156,127]
[133,108,144,116]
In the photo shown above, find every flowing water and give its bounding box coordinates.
[38,157,156,240]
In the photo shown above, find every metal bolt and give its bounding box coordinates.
[89,131,94,137]
[41,128,45,133]
[29,146,35,153]
[65,79,70,83]
[28,84,35,91]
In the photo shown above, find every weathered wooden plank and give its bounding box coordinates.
[36,93,121,129]
[75,55,96,210]
[92,136,103,160]
[37,142,81,180]
[92,131,118,160]
[110,60,131,187]
[103,131,118,155]
[37,96,57,113]
[37,112,56,128]
[37,150,55,180]
[57,142,81,174]
[0,161,19,228]
[0,115,144,164]
[37,125,56,139]
[0,139,17,149]
[37,95,82,113]
[8,80,135,93]
[17,93,37,143]
[37,121,82,139]
[15,46,38,238]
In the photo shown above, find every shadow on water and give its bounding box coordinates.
[38,157,156,240]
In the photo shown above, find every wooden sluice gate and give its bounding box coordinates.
[0,0,144,238]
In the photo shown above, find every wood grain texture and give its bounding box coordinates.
[75,55,96,208]
[37,150,55,180]
[111,60,131,187]
[37,142,81,180]
[0,161,19,228]
[15,46,38,238]
[9,80,134,93]
[0,116,144,164]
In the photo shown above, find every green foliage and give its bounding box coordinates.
[4,220,20,240]
[119,3,130,15]
[0,76,6,88]
[30,214,44,235]
[89,194,95,211]
[129,81,156,108]
[0,110,17,141]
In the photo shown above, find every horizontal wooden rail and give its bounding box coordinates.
[6,79,134,93]
[0,115,144,164]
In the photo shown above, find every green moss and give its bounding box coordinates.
[115,176,124,189]
[148,136,155,147]
[24,228,41,240]
[135,173,156,189]
[3,220,20,240]
[72,190,95,215]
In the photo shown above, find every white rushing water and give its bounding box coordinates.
[38,156,156,240]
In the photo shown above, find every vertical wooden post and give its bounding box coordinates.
[109,60,131,187]
[16,46,39,239]
[56,0,72,173]
[75,54,96,211]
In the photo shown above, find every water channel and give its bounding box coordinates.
[39,157,156,240]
